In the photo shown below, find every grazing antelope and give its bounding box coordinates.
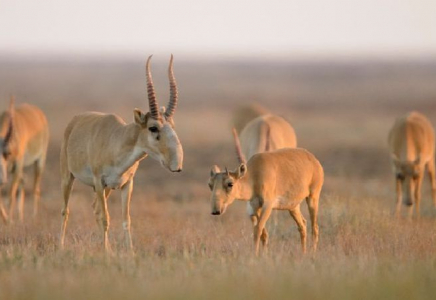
[59,55,183,251]
[0,97,49,223]
[208,131,324,255]
[232,103,269,134]
[388,111,436,217]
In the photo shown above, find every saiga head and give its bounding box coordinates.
[208,163,247,215]
[0,97,14,185]
[134,55,183,173]
[208,128,248,215]
[392,155,421,206]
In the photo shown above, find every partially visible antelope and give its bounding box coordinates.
[0,96,49,224]
[388,111,436,217]
[60,55,183,252]
[239,114,297,160]
[232,103,269,134]
[208,131,324,255]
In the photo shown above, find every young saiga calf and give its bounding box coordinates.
[388,111,436,217]
[208,130,324,255]
[60,55,183,252]
[0,96,49,223]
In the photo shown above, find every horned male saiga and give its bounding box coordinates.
[59,55,183,252]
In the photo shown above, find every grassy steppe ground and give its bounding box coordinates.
[1,57,436,299]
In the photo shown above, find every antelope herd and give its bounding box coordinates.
[1,56,436,256]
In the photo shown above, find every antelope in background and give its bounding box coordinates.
[208,130,324,255]
[0,96,49,224]
[388,111,436,217]
[60,55,183,252]
[238,114,297,160]
[232,103,269,134]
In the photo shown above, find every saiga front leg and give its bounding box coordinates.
[92,188,112,232]
[248,200,269,251]
[0,188,8,224]
[254,204,273,256]
[395,178,402,218]
[414,172,424,218]
[95,181,111,252]
[121,178,134,251]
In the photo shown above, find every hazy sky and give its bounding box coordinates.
[1,0,435,58]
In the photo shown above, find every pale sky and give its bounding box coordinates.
[1,0,436,58]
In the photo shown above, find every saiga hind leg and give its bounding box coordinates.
[33,158,45,218]
[289,206,307,254]
[427,157,436,207]
[60,173,74,249]
[306,193,320,253]
[17,178,25,222]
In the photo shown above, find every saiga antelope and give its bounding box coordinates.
[232,103,269,134]
[60,55,183,252]
[0,96,49,223]
[208,130,323,255]
[238,114,297,161]
[388,111,436,217]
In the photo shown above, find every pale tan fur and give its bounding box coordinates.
[388,111,436,217]
[59,56,183,252]
[239,114,297,160]
[232,103,269,134]
[0,98,49,223]
[209,148,324,255]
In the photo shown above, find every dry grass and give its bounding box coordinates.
[1,57,436,299]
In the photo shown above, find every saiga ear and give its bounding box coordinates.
[210,165,220,177]
[133,109,148,126]
[236,163,247,178]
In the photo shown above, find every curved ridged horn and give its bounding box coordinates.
[4,96,15,144]
[165,54,178,118]
[145,55,160,119]
[225,167,229,176]
[232,128,246,164]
